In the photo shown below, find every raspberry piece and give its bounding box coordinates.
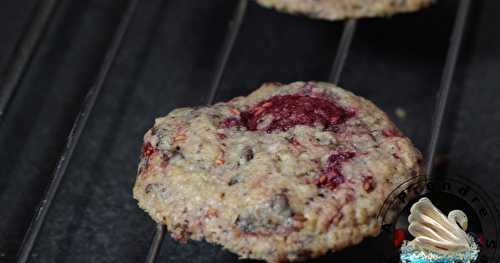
[362,176,376,192]
[142,142,156,158]
[221,117,242,128]
[317,152,355,190]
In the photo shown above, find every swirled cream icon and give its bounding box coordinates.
[400,197,480,263]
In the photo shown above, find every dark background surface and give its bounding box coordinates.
[0,0,499,262]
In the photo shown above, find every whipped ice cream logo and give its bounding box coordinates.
[377,176,499,263]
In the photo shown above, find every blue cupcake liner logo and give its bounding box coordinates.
[377,176,499,263]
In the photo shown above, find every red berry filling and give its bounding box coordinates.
[142,142,156,158]
[382,129,402,137]
[222,94,354,133]
[317,152,355,190]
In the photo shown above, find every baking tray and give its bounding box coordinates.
[1,0,500,262]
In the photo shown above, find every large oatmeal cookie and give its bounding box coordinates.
[133,81,423,262]
[255,0,432,21]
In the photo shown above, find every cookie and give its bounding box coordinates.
[255,0,433,21]
[133,81,423,262]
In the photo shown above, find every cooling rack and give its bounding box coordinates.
[1,0,497,262]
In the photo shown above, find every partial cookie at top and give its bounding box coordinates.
[255,0,433,21]
[133,81,423,262]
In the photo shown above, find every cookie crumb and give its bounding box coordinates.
[395,107,407,120]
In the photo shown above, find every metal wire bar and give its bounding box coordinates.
[329,19,357,84]
[207,0,248,105]
[16,1,139,262]
[425,0,471,176]
[144,224,166,263]
[143,1,248,263]
[0,0,59,121]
